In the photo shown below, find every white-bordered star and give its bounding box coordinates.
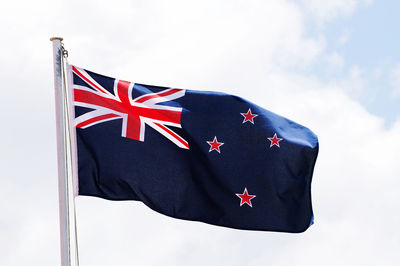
[207,136,224,153]
[236,188,256,207]
[240,108,258,124]
[267,133,283,148]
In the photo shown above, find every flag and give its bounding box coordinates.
[69,65,319,233]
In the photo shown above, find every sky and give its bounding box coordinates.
[0,0,399,265]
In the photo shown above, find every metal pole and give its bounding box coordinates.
[50,37,71,266]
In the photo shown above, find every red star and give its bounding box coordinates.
[236,188,256,207]
[207,136,224,153]
[241,108,258,124]
[268,133,283,148]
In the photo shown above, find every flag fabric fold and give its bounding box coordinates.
[69,64,318,233]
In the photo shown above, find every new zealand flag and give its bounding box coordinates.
[70,65,319,233]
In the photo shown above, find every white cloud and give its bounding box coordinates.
[338,28,351,45]
[342,65,366,97]
[324,52,345,71]
[299,0,373,23]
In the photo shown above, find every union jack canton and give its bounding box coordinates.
[72,65,189,149]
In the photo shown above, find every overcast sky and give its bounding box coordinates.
[1,0,399,265]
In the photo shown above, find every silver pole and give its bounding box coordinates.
[50,37,71,266]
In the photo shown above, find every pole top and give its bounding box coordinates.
[50,37,64,42]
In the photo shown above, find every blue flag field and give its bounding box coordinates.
[70,65,319,233]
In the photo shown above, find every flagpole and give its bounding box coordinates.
[50,37,72,266]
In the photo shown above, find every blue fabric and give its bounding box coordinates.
[73,67,319,232]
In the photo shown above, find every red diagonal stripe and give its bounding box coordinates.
[77,113,120,128]
[135,88,182,103]
[154,122,189,149]
[72,66,109,95]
